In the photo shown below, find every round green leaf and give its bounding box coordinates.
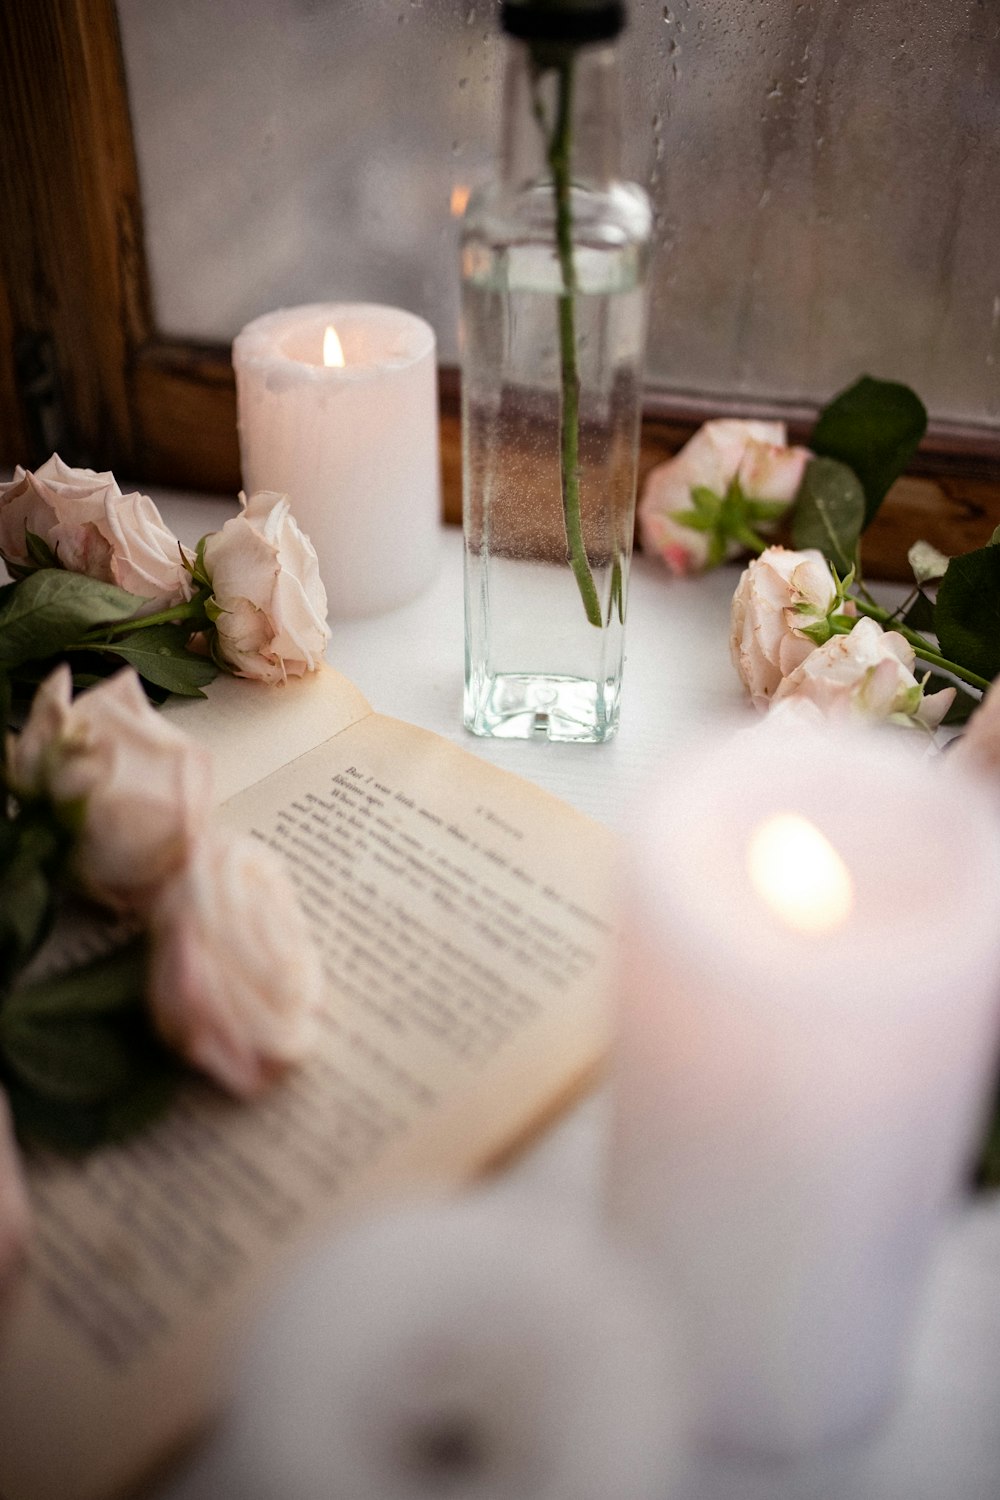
[935,544,1000,683]
[790,457,865,574]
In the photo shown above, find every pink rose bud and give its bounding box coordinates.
[5,665,212,911]
[147,830,323,1098]
[202,492,330,684]
[730,545,841,709]
[639,420,810,576]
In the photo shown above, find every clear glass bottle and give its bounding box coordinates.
[461,0,651,743]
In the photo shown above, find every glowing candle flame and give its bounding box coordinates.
[747,813,854,936]
[323,324,345,368]
[450,184,470,216]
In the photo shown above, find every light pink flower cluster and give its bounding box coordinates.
[730,547,955,731]
[639,420,811,577]
[6,666,323,1093]
[0,457,330,685]
[0,455,192,609]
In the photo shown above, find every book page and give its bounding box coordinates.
[0,710,616,1500]
[162,664,372,804]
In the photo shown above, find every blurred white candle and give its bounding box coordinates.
[233,303,441,618]
[608,722,1000,1457]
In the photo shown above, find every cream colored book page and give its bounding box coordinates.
[162,663,372,803]
[0,714,616,1500]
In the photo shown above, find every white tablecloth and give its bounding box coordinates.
[156,493,1000,1500]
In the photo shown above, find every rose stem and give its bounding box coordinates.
[548,54,603,628]
[853,599,992,693]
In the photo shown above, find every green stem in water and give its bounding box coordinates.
[853,599,992,693]
[546,55,603,629]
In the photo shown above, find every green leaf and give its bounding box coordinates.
[810,376,927,527]
[4,1057,179,1154]
[608,556,624,626]
[935,544,1000,683]
[1,940,147,1026]
[87,624,217,697]
[24,530,60,571]
[902,590,937,634]
[0,571,147,669]
[791,457,866,573]
[974,1077,1000,1191]
[0,940,180,1149]
[689,486,722,517]
[0,814,67,976]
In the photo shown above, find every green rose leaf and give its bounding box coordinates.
[88,624,217,697]
[902,590,936,635]
[791,457,866,574]
[4,1063,179,1154]
[0,816,66,976]
[934,544,1000,683]
[0,571,147,668]
[974,1069,1000,1191]
[810,376,927,527]
[24,530,60,571]
[0,940,180,1150]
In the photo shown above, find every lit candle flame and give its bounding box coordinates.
[450,184,470,217]
[747,813,854,936]
[323,324,345,367]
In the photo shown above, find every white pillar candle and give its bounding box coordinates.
[607,721,1000,1458]
[233,303,441,618]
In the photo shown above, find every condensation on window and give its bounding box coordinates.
[118,0,1000,426]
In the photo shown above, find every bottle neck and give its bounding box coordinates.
[499,36,622,193]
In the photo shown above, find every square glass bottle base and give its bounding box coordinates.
[463,671,621,743]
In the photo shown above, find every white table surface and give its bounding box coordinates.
[155,493,1000,1500]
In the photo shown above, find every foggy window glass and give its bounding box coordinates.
[118,0,1000,427]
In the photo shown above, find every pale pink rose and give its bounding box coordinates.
[5,665,212,910]
[202,491,330,685]
[951,674,1000,779]
[101,491,193,609]
[147,831,323,1097]
[730,546,841,709]
[0,1091,30,1298]
[0,456,118,578]
[639,420,811,576]
[0,455,191,607]
[773,616,955,730]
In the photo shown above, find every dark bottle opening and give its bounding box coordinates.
[500,0,625,45]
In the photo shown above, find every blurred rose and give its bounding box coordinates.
[773,616,955,730]
[0,455,191,608]
[6,665,212,910]
[0,1090,30,1298]
[202,492,329,685]
[147,830,323,1098]
[639,420,811,576]
[951,674,1000,779]
[730,546,841,710]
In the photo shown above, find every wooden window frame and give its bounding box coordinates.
[3,0,999,580]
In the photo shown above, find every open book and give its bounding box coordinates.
[0,668,617,1500]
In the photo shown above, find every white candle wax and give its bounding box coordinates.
[607,722,1000,1457]
[233,303,441,618]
